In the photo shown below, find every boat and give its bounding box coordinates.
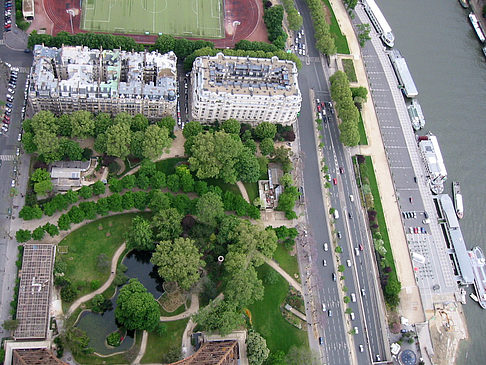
[407,99,426,131]
[388,49,419,98]
[483,46,486,59]
[418,133,447,194]
[453,181,464,219]
[468,13,486,43]
[468,246,486,309]
[459,0,470,9]
[470,292,479,302]
[363,0,395,48]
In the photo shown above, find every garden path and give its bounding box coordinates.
[66,242,127,317]
[159,293,199,322]
[264,257,303,294]
[133,330,148,364]
[236,181,250,203]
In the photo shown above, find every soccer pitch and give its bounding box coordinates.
[81,0,224,38]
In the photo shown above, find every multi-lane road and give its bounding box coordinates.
[294,0,389,363]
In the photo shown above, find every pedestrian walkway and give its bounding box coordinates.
[288,306,307,321]
[0,155,15,161]
[159,294,199,322]
[264,257,302,294]
[133,330,148,364]
[236,181,250,203]
[66,243,126,317]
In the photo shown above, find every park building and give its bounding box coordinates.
[28,45,177,120]
[190,53,301,125]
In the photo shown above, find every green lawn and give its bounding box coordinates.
[361,156,397,281]
[273,244,300,283]
[243,182,259,203]
[141,319,189,363]
[82,0,224,38]
[358,112,368,145]
[248,264,308,355]
[155,157,187,175]
[58,213,150,300]
[159,303,187,317]
[322,0,350,54]
[342,59,357,83]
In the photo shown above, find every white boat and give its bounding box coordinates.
[363,0,395,47]
[418,133,447,194]
[469,13,486,43]
[407,99,426,130]
[468,247,486,309]
[453,181,464,219]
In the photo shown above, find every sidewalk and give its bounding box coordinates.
[328,0,424,324]
[159,294,199,322]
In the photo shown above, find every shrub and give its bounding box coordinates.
[107,332,121,347]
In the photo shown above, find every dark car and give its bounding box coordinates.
[339,167,344,174]
[319,337,324,345]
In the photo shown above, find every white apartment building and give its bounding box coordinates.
[28,45,178,120]
[190,53,301,125]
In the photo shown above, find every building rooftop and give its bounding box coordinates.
[193,53,300,98]
[13,245,55,340]
[30,45,177,101]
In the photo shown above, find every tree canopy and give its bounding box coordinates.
[126,217,154,251]
[193,299,244,336]
[247,330,270,365]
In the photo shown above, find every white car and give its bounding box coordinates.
[17,133,22,142]
[323,243,329,251]
[359,344,364,352]
[322,303,326,312]
[11,179,15,187]
[354,326,359,335]
[16,147,20,156]
[346,259,351,267]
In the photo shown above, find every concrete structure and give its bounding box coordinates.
[3,341,52,365]
[13,348,66,365]
[22,0,34,20]
[190,53,301,124]
[13,245,55,340]
[49,160,92,191]
[258,163,283,210]
[170,340,239,365]
[28,45,177,120]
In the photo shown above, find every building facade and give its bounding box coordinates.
[190,53,301,125]
[28,45,177,120]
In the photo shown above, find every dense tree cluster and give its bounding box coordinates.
[22,111,173,162]
[263,5,288,49]
[304,0,337,55]
[282,0,303,31]
[329,71,360,146]
[150,34,214,58]
[28,31,144,51]
[343,0,358,10]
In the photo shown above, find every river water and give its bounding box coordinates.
[374,0,486,363]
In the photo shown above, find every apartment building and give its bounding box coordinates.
[190,53,301,125]
[28,45,177,120]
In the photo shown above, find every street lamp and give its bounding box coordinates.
[231,21,241,44]
[66,9,75,34]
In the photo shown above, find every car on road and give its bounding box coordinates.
[361,288,366,296]
[16,147,20,156]
[339,167,344,174]
[328,310,332,317]
[421,227,427,234]
[322,303,326,312]
[354,326,359,334]
[317,104,321,112]
[359,344,364,352]
[346,259,352,267]
[349,194,354,202]
[409,196,413,203]
[351,293,356,302]
[17,133,22,142]
[376,355,381,362]
[348,212,352,219]
[319,337,324,345]
[424,211,429,218]
[350,312,355,320]
[323,242,328,251]
[355,247,360,256]
[332,272,337,281]
[333,178,337,185]
[11,179,15,187]
[337,231,342,239]
[322,259,327,266]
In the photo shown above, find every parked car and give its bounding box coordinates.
[346,259,352,267]
[319,337,324,345]
[333,178,337,185]
[359,344,364,352]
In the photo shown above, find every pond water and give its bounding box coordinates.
[75,250,164,355]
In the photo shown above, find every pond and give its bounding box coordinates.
[75,250,164,355]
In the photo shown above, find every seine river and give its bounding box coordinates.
[375,0,486,363]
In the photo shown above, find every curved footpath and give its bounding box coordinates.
[66,242,126,317]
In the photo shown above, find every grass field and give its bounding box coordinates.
[273,244,300,283]
[81,0,224,38]
[141,319,189,363]
[358,112,368,145]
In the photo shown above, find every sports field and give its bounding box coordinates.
[81,0,224,38]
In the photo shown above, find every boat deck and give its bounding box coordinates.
[468,247,486,309]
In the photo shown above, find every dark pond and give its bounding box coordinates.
[75,250,164,355]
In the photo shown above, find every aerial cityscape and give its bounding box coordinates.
[0,0,485,365]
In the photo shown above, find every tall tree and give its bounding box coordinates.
[247,330,270,365]
[70,110,94,138]
[115,279,160,331]
[151,237,204,290]
[224,265,264,308]
[222,119,241,134]
[151,208,183,241]
[235,147,260,183]
[196,192,224,226]
[182,121,203,138]
[106,122,132,158]
[126,217,154,251]
[255,122,277,140]
[142,124,171,160]
[193,299,244,336]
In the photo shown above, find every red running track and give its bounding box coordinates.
[42,0,262,47]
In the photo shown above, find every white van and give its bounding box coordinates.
[351,293,356,302]
[354,326,359,334]
[350,312,355,320]
[333,210,339,219]
[411,252,426,264]
[349,194,354,202]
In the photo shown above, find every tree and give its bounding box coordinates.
[166,174,180,192]
[108,177,123,193]
[121,174,136,190]
[94,133,107,154]
[356,23,371,47]
[19,205,42,220]
[244,139,257,154]
[78,185,93,199]
[150,171,166,189]
[157,116,176,135]
[224,265,264,308]
[151,208,183,241]
[137,173,151,190]
[106,122,132,158]
[259,138,275,156]
[70,110,94,138]
[247,330,270,365]
[94,112,113,135]
[64,327,92,355]
[32,226,45,241]
[285,346,319,365]
[60,139,84,160]
[151,237,204,290]
[148,190,171,212]
[16,229,31,243]
[182,121,203,138]
[2,319,19,332]
[142,125,172,160]
[255,122,277,140]
[188,131,244,183]
[31,168,50,183]
[43,222,59,237]
[126,217,154,251]
[235,147,260,183]
[115,279,160,331]
[92,180,106,195]
[176,165,194,193]
[34,180,53,196]
[276,186,300,217]
[193,299,245,336]
[196,192,224,226]
[130,130,145,159]
[343,0,358,9]
[131,114,149,132]
[222,119,241,134]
